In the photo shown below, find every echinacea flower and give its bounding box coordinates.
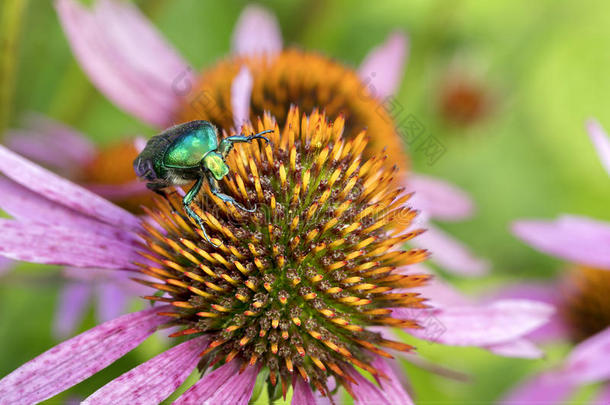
[54,0,488,277]
[498,120,610,404]
[0,109,553,404]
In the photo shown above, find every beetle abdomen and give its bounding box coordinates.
[164,122,218,168]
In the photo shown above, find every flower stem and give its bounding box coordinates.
[0,0,28,139]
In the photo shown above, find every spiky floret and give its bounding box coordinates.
[560,266,610,343]
[175,49,409,178]
[136,107,429,398]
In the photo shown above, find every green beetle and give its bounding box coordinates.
[134,120,271,245]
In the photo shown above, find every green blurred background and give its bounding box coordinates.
[1,0,609,403]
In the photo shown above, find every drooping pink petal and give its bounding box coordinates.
[292,377,317,405]
[232,4,282,57]
[53,281,93,339]
[401,265,471,308]
[411,224,490,276]
[487,339,544,359]
[83,336,208,404]
[173,361,259,405]
[586,118,610,175]
[0,219,140,270]
[0,177,136,244]
[372,357,414,405]
[134,136,148,153]
[346,367,391,405]
[0,306,169,404]
[358,31,408,100]
[55,0,192,127]
[405,299,554,347]
[95,282,128,323]
[499,372,575,405]
[231,66,253,129]
[512,215,610,270]
[6,115,95,172]
[0,145,140,230]
[406,174,474,221]
[487,282,569,342]
[563,327,610,384]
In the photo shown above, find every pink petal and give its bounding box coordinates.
[55,0,191,127]
[0,219,140,270]
[173,361,259,405]
[292,377,317,405]
[402,265,471,308]
[346,367,391,405]
[412,224,490,276]
[231,66,253,129]
[0,144,140,230]
[358,31,408,100]
[487,339,544,359]
[488,282,569,342]
[371,357,414,405]
[499,372,575,405]
[6,115,95,172]
[232,5,282,57]
[0,306,168,404]
[53,281,93,339]
[83,336,208,404]
[563,327,610,384]
[512,215,610,270]
[95,282,129,323]
[586,118,610,175]
[406,174,474,221]
[406,299,554,346]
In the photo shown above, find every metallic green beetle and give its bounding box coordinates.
[134,120,271,245]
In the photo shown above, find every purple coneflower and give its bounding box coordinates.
[499,119,610,404]
[54,0,488,277]
[0,109,552,403]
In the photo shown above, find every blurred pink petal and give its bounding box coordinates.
[231,66,253,129]
[55,0,191,127]
[53,281,93,339]
[412,224,490,276]
[404,266,471,307]
[0,219,140,270]
[488,282,569,342]
[358,31,408,100]
[586,118,610,175]
[372,356,414,405]
[487,339,544,359]
[407,299,554,346]
[174,361,259,405]
[499,372,575,405]
[0,144,139,230]
[513,215,610,270]
[96,282,128,324]
[6,115,95,171]
[0,306,168,403]
[232,5,282,57]
[563,327,610,384]
[83,336,207,404]
[406,174,474,221]
[292,377,317,405]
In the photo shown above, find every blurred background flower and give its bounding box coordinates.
[0,0,609,404]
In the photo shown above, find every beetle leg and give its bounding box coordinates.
[218,129,273,158]
[207,172,256,213]
[183,176,221,247]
